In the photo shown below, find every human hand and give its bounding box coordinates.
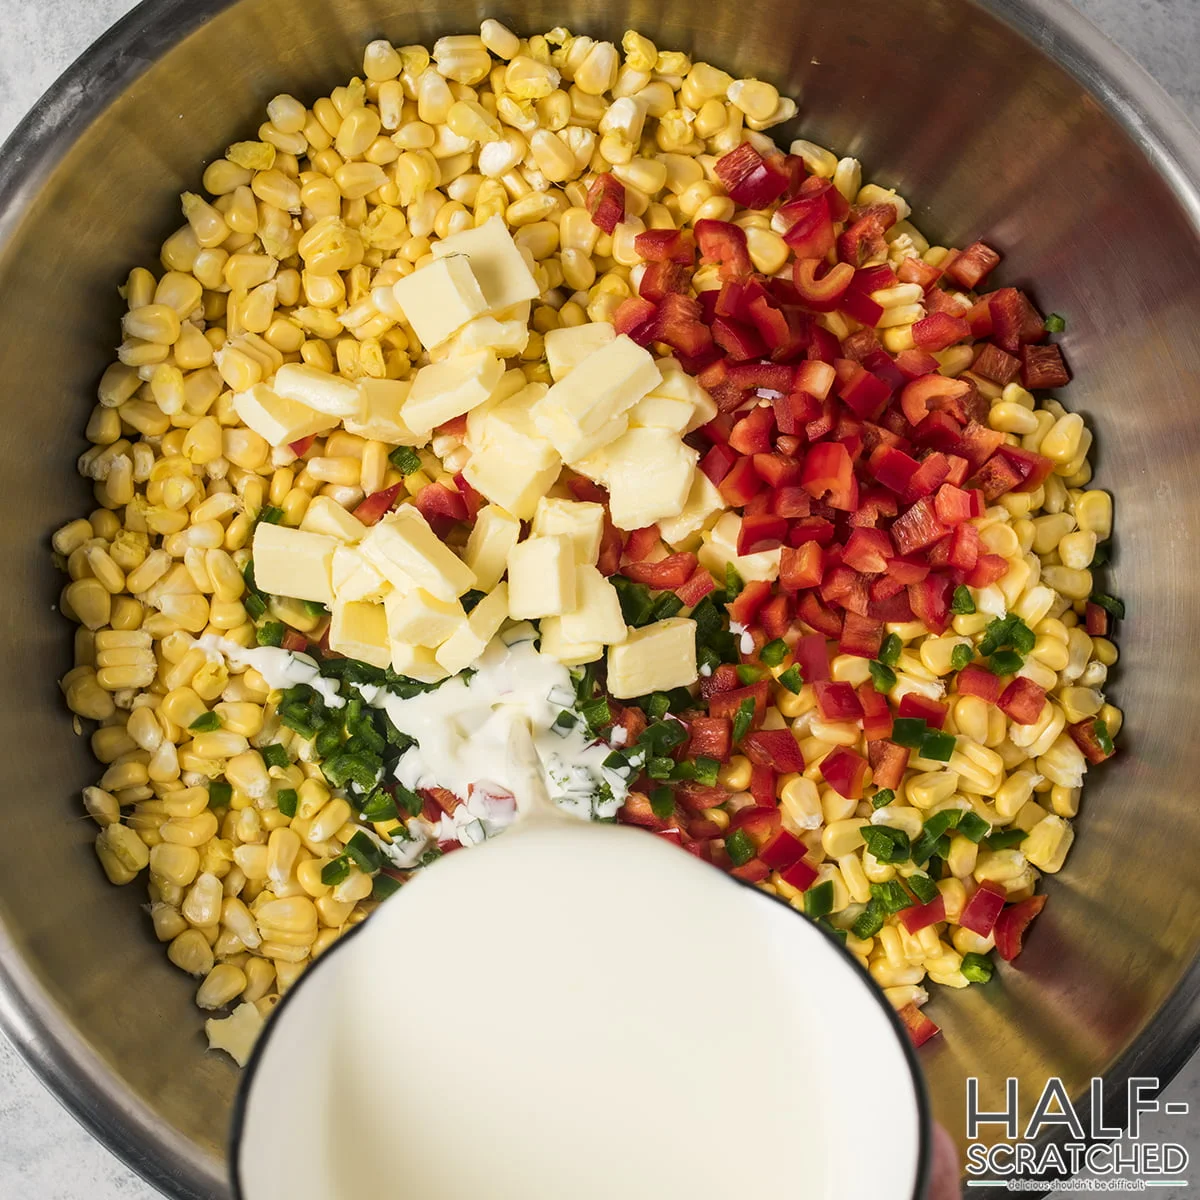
[929,1123,961,1198]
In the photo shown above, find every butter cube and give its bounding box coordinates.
[531,334,661,457]
[464,504,521,591]
[233,383,338,448]
[657,470,725,548]
[544,321,615,381]
[331,545,390,603]
[384,587,467,647]
[606,617,698,698]
[507,535,576,619]
[272,363,362,417]
[329,600,391,668]
[697,511,781,583]
[391,254,489,350]
[344,379,427,446]
[463,446,560,522]
[582,426,698,531]
[538,617,604,667]
[628,393,694,433]
[390,641,450,684]
[653,358,719,431]
[435,584,509,674]
[251,523,337,605]
[402,350,504,436]
[300,496,368,544]
[464,377,541,450]
[558,566,627,646]
[360,507,476,600]
[556,413,631,465]
[431,216,540,312]
[531,497,605,565]
[434,303,531,360]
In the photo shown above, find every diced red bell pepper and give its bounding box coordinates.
[998,677,1047,725]
[1021,344,1070,390]
[814,681,865,722]
[714,141,791,209]
[700,442,739,487]
[900,374,970,426]
[911,311,970,353]
[897,1002,941,1048]
[414,480,469,526]
[728,578,774,625]
[653,293,714,357]
[900,892,947,934]
[718,456,763,506]
[634,227,695,263]
[730,856,771,882]
[989,288,1045,354]
[820,565,870,616]
[804,397,838,442]
[944,241,1001,289]
[838,329,881,365]
[972,342,1021,386]
[695,218,754,279]
[842,527,893,574]
[619,790,674,831]
[994,893,1048,962]
[613,295,658,343]
[896,256,943,292]
[933,483,974,526]
[752,452,802,489]
[949,523,981,571]
[676,567,717,608]
[288,434,315,458]
[995,444,1056,494]
[773,546,821,600]
[779,856,820,892]
[892,495,950,555]
[898,693,948,730]
[728,362,796,394]
[623,525,662,562]
[639,260,693,303]
[868,739,909,789]
[712,316,768,362]
[926,288,972,317]
[820,746,871,799]
[728,404,776,454]
[610,702,647,746]
[965,553,1009,590]
[903,451,952,502]
[758,593,791,640]
[624,553,697,590]
[837,209,890,267]
[709,681,770,729]
[801,442,856,510]
[748,764,778,807]
[956,663,1002,704]
[687,716,732,762]
[738,514,788,555]
[751,298,813,361]
[956,422,1006,473]
[798,591,843,638]
[870,444,922,495]
[699,663,741,698]
[352,482,402,526]
[280,629,309,653]
[791,258,854,311]
[743,728,806,773]
[908,573,953,634]
[1068,717,1117,764]
[960,880,1008,937]
[1085,602,1109,637]
[587,171,625,233]
[838,288,884,328]
[597,517,622,577]
[568,477,608,504]
[789,632,827,683]
[675,782,731,813]
[758,827,807,870]
[964,296,994,338]
[839,611,884,659]
[779,196,837,259]
[837,363,892,421]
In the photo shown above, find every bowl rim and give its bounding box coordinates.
[0,2,1198,1199]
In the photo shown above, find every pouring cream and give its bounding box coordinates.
[232,705,928,1200]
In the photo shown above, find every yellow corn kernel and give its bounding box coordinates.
[168,928,215,976]
[905,770,958,811]
[1023,814,1074,873]
[821,818,867,858]
[95,823,150,884]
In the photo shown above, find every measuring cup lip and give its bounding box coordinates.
[230,852,934,1200]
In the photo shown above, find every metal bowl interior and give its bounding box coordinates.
[0,1,1198,1197]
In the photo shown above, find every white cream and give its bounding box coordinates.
[236,812,925,1200]
[195,635,346,709]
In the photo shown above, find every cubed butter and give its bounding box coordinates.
[359,507,476,601]
[344,379,427,446]
[558,566,627,646]
[272,363,362,417]
[657,470,726,547]
[464,378,542,451]
[531,497,605,565]
[331,545,391,603]
[434,305,530,359]
[538,617,604,667]
[251,523,337,605]
[390,641,450,684]
[463,504,521,591]
[391,254,489,350]
[698,511,781,583]
[328,600,391,668]
[544,321,615,381]
[402,350,504,435]
[628,393,694,433]
[581,426,698,531]
[531,334,661,457]
[435,584,509,674]
[606,617,698,698]
[233,383,338,448]
[506,535,576,619]
[652,357,719,431]
[300,495,368,544]
[431,216,540,313]
[384,587,468,647]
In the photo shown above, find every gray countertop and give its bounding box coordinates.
[0,1,1196,1196]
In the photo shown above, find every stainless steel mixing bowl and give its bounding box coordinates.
[0,1,1197,1196]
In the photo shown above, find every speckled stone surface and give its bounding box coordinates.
[0,1,1196,1197]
